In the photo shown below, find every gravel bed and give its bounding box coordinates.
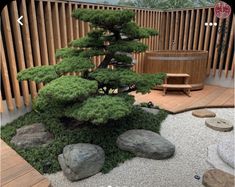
[45,108,234,187]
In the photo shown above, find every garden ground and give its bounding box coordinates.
[45,108,234,187]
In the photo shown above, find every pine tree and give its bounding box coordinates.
[18,9,165,125]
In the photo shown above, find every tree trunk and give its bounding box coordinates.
[98,53,114,68]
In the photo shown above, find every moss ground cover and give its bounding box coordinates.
[1,107,167,174]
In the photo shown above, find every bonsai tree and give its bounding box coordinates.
[18,9,165,124]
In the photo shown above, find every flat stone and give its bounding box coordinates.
[58,143,105,181]
[192,109,216,118]
[116,129,175,160]
[217,139,235,169]
[207,144,234,175]
[202,169,235,187]
[205,118,233,132]
[11,123,53,148]
[141,107,160,115]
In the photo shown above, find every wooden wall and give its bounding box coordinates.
[1,0,234,112]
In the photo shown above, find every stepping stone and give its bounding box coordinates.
[192,109,216,118]
[116,129,175,159]
[205,118,233,132]
[202,169,234,187]
[217,139,235,169]
[207,144,234,175]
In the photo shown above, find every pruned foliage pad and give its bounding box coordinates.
[17,9,165,124]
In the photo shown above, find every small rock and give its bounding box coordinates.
[141,107,160,115]
[11,123,53,148]
[207,144,234,175]
[202,169,235,187]
[205,118,233,132]
[58,143,105,181]
[116,129,175,159]
[192,109,216,118]
[217,139,235,169]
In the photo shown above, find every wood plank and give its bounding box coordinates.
[208,89,234,107]
[169,12,175,50]
[1,7,23,108]
[9,1,30,106]
[173,11,180,50]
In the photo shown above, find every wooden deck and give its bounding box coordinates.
[132,85,234,113]
[0,139,51,187]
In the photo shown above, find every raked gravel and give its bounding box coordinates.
[45,108,234,187]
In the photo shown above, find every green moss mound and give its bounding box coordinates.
[1,107,167,174]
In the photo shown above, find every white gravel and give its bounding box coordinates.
[45,108,234,187]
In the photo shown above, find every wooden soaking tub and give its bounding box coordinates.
[144,50,208,90]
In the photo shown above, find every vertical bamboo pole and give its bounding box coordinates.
[52,1,62,50]
[198,9,206,50]
[169,12,175,50]
[193,9,201,50]
[207,13,218,75]
[164,12,170,50]
[37,0,49,66]
[178,10,185,50]
[0,34,14,111]
[9,1,30,106]
[59,2,67,47]
[218,17,230,77]
[183,10,190,50]
[45,1,56,65]
[2,7,22,108]
[173,11,180,50]
[188,10,195,50]
[224,16,234,78]
[28,0,43,89]
[212,18,223,76]
[204,8,213,51]
[19,0,38,99]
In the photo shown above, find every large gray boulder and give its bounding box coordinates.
[58,143,105,181]
[11,123,53,148]
[116,129,175,159]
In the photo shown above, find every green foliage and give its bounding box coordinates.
[55,48,82,59]
[17,66,59,83]
[90,69,165,94]
[1,107,168,174]
[38,76,98,103]
[17,9,164,125]
[72,9,135,30]
[55,57,94,74]
[66,96,132,124]
[122,22,158,39]
[114,54,133,64]
[108,41,148,53]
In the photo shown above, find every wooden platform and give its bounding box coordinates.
[0,139,51,187]
[132,85,234,113]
